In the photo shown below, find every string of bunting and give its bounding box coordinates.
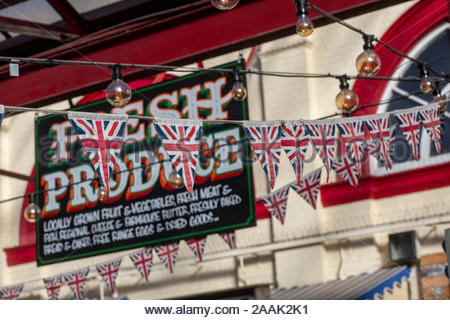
[0,100,445,299]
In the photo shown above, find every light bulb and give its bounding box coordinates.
[336,77,359,113]
[169,171,184,189]
[98,186,108,202]
[210,0,239,10]
[232,81,247,101]
[356,49,381,76]
[24,201,40,223]
[433,92,448,113]
[336,89,359,113]
[420,75,436,94]
[296,14,313,37]
[106,79,132,107]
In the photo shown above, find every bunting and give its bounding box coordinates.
[244,121,282,189]
[281,122,310,184]
[304,123,336,178]
[129,248,153,283]
[43,276,63,300]
[154,119,202,194]
[366,115,393,170]
[0,284,23,300]
[96,258,122,295]
[186,237,207,262]
[332,153,359,187]
[155,242,180,273]
[419,105,442,154]
[290,168,322,209]
[337,120,366,173]
[261,185,290,224]
[395,110,421,160]
[220,232,236,249]
[64,268,90,300]
[68,112,127,194]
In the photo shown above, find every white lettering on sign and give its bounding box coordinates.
[49,121,77,163]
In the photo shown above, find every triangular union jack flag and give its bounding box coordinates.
[290,168,321,209]
[366,115,392,170]
[244,121,282,189]
[261,185,290,224]
[281,122,310,184]
[220,232,235,249]
[43,276,63,300]
[64,268,89,300]
[419,105,443,154]
[154,119,202,194]
[0,284,23,300]
[186,237,207,262]
[96,258,122,295]
[155,242,180,273]
[395,110,421,160]
[332,153,359,187]
[129,248,153,283]
[69,112,127,195]
[336,120,366,173]
[304,123,336,179]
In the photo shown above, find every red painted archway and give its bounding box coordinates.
[321,0,450,207]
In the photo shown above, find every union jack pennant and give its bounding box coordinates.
[154,119,202,194]
[419,105,442,154]
[96,258,122,295]
[68,112,128,194]
[64,268,90,300]
[366,115,392,170]
[281,122,310,184]
[155,242,180,273]
[244,121,282,189]
[261,185,290,224]
[290,168,322,209]
[304,123,336,179]
[43,276,63,300]
[395,110,421,160]
[186,237,207,262]
[0,284,23,300]
[332,152,359,187]
[337,120,367,173]
[220,232,236,249]
[129,248,153,283]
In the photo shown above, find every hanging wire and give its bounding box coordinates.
[0,56,446,82]
[308,2,449,79]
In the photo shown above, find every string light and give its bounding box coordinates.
[335,76,359,113]
[210,0,239,10]
[98,185,108,202]
[168,171,184,189]
[105,64,132,107]
[231,68,247,101]
[24,194,40,223]
[419,64,436,94]
[355,34,381,76]
[432,86,448,113]
[295,0,313,37]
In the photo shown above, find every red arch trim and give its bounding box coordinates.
[353,0,448,115]
[321,0,449,207]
